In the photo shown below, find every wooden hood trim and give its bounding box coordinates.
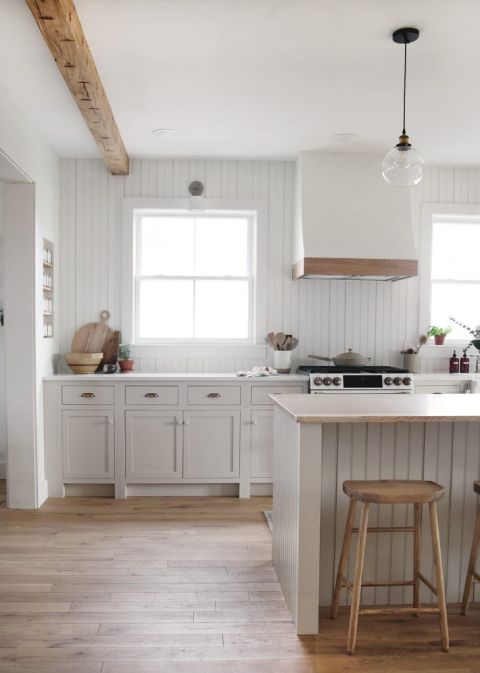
[293,257,418,280]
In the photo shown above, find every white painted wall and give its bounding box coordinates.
[0,83,59,507]
[58,158,420,373]
[0,181,5,476]
[58,160,480,376]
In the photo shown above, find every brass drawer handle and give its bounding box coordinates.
[207,392,221,398]
[81,392,95,398]
[144,393,159,398]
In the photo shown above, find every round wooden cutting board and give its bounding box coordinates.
[71,310,114,353]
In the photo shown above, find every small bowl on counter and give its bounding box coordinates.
[64,352,103,374]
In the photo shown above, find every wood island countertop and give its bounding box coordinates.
[271,392,480,423]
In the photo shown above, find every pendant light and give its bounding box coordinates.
[382,27,424,186]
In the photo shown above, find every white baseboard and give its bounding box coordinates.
[61,483,274,498]
[38,479,49,506]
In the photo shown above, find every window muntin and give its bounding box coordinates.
[430,216,480,339]
[134,212,254,342]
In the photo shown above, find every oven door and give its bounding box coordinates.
[310,389,412,394]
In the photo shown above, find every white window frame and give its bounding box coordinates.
[420,203,480,347]
[121,198,268,356]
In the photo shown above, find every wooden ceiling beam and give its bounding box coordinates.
[25,0,129,175]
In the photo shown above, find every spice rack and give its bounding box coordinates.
[42,239,54,338]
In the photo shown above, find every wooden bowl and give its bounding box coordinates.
[64,352,103,374]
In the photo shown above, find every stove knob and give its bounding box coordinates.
[313,377,323,386]
[384,377,393,386]
[393,377,403,386]
[323,377,332,386]
[333,377,342,386]
[403,377,412,386]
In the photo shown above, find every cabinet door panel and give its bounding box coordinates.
[126,411,182,480]
[250,409,274,479]
[183,411,240,478]
[62,410,114,479]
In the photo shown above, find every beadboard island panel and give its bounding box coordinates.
[272,398,480,634]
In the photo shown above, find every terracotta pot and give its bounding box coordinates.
[119,359,134,371]
[434,334,446,345]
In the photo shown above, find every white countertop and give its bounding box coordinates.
[43,372,308,382]
[271,393,480,424]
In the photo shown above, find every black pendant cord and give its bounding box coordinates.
[402,41,407,135]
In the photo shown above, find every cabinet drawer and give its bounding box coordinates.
[414,384,465,394]
[125,386,179,405]
[187,386,241,405]
[62,385,115,405]
[251,385,304,405]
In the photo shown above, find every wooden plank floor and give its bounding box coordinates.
[0,495,478,672]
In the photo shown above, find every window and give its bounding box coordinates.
[429,215,480,339]
[133,212,255,342]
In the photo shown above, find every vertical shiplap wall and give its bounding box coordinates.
[59,160,478,372]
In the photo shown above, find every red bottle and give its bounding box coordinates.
[460,349,470,373]
[449,350,459,373]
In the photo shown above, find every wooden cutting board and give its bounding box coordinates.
[71,310,114,353]
[99,330,120,370]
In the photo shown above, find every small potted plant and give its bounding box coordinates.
[427,326,452,346]
[118,343,134,372]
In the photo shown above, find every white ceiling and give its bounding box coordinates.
[0,0,479,163]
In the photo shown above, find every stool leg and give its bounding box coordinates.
[428,501,449,653]
[331,499,357,619]
[413,502,422,610]
[461,507,480,615]
[347,502,369,656]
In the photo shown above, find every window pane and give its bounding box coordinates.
[140,216,194,276]
[431,282,480,339]
[432,222,480,280]
[195,218,248,276]
[138,279,193,338]
[195,280,249,339]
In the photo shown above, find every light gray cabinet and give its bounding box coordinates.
[249,409,274,479]
[183,410,240,478]
[414,383,467,394]
[62,409,114,479]
[125,410,182,480]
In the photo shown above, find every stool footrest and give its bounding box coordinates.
[472,570,480,583]
[417,571,438,596]
[359,606,440,616]
[362,579,415,588]
[352,526,415,534]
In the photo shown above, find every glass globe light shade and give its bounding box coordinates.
[382,145,424,186]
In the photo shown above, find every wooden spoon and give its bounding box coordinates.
[275,332,286,350]
[267,332,277,348]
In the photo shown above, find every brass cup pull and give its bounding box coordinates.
[144,393,159,398]
[81,392,95,398]
[207,392,221,398]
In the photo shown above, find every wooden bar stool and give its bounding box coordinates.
[461,480,480,615]
[331,479,449,655]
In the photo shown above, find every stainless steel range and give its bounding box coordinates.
[297,365,413,394]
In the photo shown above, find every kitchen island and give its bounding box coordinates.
[271,393,480,634]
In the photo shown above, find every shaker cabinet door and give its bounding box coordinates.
[62,409,114,479]
[183,411,240,478]
[249,409,274,479]
[125,411,183,480]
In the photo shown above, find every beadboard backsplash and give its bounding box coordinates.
[58,159,480,374]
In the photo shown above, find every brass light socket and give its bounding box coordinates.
[396,133,412,150]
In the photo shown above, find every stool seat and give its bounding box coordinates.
[474,480,480,495]
[343,479,444,504]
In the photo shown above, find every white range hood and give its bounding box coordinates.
[293,152,418,281]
